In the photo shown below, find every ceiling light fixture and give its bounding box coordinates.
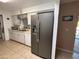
[0,0,10,3]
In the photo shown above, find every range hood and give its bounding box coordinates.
[17,13,27,20]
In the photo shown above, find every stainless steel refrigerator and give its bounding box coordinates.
[31,11,54,59]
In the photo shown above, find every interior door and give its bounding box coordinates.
[38,12,54,59]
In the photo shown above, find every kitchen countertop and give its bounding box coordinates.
[9,29,31,33]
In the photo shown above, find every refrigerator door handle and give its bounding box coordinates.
[36,18,40,43]
[39,19,40,39]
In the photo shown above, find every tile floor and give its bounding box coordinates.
[56,50,72,59]
[72,38,79,59]
[0,39,42,59]
[0,39,72,59]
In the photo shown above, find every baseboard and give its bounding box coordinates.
[10,39,31,47]
[57,47,73,54]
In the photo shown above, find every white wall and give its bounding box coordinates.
[0,8,13,40]
[51,0,60,59]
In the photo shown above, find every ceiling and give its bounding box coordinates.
[0,0,53,11]
[0,0,78,11]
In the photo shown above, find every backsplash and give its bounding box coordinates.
[11,13,31,30]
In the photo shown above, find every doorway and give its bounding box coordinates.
[0,15,5,40]
[72,17,79,59]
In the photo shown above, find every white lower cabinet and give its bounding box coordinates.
[15,32,25,44]
[9,30,31,46]
[25,32,31,46]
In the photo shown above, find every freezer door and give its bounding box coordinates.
[39,12,54,59]
[31,14,39,55]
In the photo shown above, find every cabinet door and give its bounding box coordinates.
[11,32,25,44]
[25,33,31,46]
[16,33,25,44]
[9,30,13,39]
[11,31,15,40]
[12,32,17,41]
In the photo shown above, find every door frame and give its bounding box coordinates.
[0,15,5,40]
